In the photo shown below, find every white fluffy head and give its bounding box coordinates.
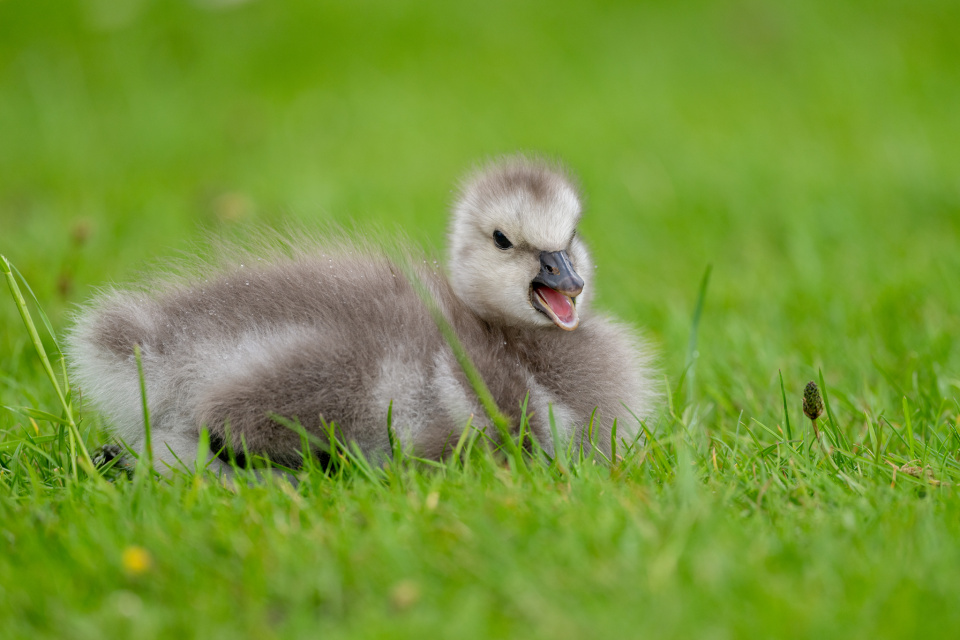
[448,155,593,328]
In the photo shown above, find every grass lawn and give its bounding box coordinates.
[2,0,959,637]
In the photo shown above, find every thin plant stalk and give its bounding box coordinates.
[684,264,712,407]
[134,345,154,476]
[398,261,528,474]
[779,370,793,443]
[2,254,95,478]
[902,396,916,461]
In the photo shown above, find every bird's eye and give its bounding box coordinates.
[493,230,513,250]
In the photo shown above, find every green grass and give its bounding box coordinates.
[2,0,960,637]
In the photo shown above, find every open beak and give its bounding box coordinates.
[531,250,584,330]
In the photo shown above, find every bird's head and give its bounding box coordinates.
[448,156,593,330]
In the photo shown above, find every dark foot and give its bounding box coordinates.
[92,444,133,479]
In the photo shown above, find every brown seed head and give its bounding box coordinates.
[803,381,824,421]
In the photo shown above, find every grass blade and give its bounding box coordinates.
[3,405,70,426]
[133,345,154,477]
[2,254,95,479]
[779,370,793,443]
[817,369,842,448]
[399,262,527,476]
[684,264,712,407]
[902,396,916,461]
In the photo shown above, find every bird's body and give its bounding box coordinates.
[67,157,658,472]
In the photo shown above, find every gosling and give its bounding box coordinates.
[67,155,659,472]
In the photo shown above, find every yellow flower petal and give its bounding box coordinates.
[122,546,152,575]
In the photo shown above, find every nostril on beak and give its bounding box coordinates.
[535,250,584,296]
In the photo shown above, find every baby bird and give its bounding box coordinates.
[67,156,658,472]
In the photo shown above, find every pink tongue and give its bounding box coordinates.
[538,285,575,324]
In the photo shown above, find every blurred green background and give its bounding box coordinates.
[1,0,959,423]
[2,2,960,637]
